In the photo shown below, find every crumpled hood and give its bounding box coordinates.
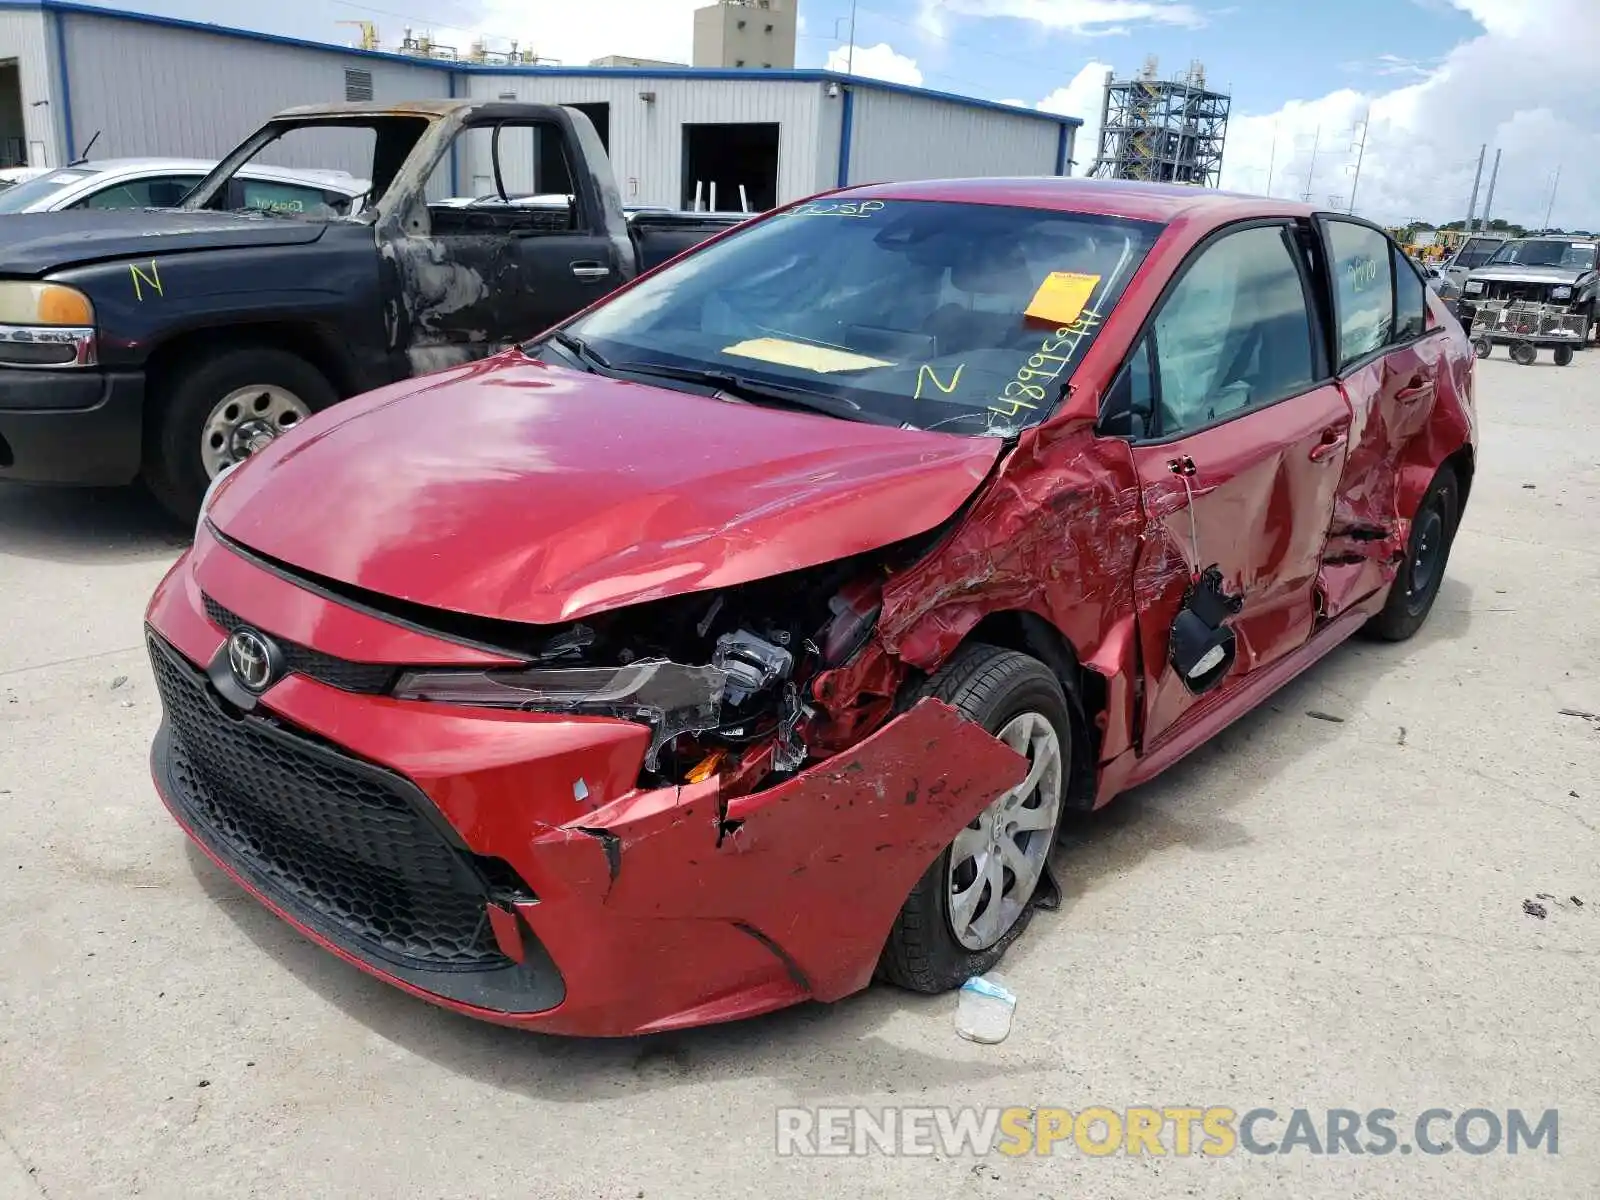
[1466,263,1589,286]
[0,210,327,276]
[207,353,1003,626]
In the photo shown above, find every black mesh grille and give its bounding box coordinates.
[203,595,397,694]
[149,633,510,970]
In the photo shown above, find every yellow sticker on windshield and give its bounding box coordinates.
[1025,271,1101,327]
[721,338,893,374]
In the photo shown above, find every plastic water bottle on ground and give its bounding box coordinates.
[955,973,1016,1043]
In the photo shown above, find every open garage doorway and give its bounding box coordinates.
[0,60,26,166]
[532,102,609,194]
[681,122,778,213]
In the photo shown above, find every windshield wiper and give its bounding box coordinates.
[606,360,895,426]
[538,330,614,373]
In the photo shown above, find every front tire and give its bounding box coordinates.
[878,644,1073,994]
[143,346,338,525]
[1510,341,1538,365]
[1363,466,1459,643]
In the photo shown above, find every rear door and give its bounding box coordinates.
[1103,220,1351,746]
[1315,217,1448,618]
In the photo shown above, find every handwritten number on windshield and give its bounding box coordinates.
[991,309,1105,418]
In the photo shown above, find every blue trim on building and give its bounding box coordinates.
[48,8,72,161]
[0,0,1081,133]
[836,86,854,189]
[1055,124,1068,176]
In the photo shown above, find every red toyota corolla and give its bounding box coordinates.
[145,179,1476,1036]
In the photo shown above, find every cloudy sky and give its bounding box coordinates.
[84,0,1597,229]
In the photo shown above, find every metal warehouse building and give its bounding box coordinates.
[0,0,1080,212]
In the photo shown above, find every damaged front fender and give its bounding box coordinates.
[519,697,1027,1032]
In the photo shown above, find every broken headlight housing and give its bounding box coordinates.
[392,660,728,770]
[1551,285,1573,301]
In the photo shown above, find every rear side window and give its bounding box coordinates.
[1327,220,1396,364]
[1148,224,1316,436]
[1393,245,1427,341]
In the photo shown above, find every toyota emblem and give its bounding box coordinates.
[226,628,278,693]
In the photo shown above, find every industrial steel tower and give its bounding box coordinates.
[1089,57,1231,186]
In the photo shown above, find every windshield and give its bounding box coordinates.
[560,198,1161,435]
[1487,239,1597,270]
[190,120,403,219]
[0,168,96,213]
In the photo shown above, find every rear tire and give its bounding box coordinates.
[1472,336,1493,360]
[143,347,337,526]
[1510,341,1537,366]
[1363,466,1459,643]
[878,644,1074,994]
[1554,345,1575,367]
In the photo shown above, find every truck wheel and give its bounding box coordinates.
[1509,341,1537,366]
[144,347,337,525]
[877,644,1073,994]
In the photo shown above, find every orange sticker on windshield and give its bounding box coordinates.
[1025,272,1101,327]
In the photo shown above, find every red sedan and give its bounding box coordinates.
[145,178,1476,1036]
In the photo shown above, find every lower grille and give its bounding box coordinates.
[148,632,510,971]
[1484,281,1560,305]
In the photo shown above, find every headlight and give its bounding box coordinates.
[1463,280,1485,295]
[393,660,728,769]
[0,281,96,368]
[195,461,239,540]
[0,281,93,325]
[1552,286,1573,301]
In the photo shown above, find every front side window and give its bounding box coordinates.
[73,174,205,210]
[1452,237,1501,270]
[1327,220,1396,365]
[561,199,1162,436]
[1143,223,1316,437]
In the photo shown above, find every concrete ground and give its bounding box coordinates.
[1,351,1596,1200]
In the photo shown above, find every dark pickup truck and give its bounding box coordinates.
[0,99,744,520]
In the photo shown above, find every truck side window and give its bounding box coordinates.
[425,122,587,237]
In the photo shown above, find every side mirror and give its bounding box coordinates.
[1168,567,1242,695]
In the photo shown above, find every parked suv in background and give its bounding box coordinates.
[0,158,368,216]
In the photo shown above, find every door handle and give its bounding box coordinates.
[1308,430,1347,462]
[1396,377,1435,404]
[570,261,612,281]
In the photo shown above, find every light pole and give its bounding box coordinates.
[847,0,858,74]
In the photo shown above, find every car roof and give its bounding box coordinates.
[60,158,366,193]
[834,176,1319,226]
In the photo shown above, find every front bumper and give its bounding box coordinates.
[145,527,1026,1036]
[0,367,145,485]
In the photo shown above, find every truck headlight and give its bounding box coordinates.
[0,282,96,368]
[1463,280,1485,296]
[1551,286,1573,301]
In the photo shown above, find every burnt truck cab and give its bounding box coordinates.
[1457,235,1599,366]
[0,99,743,520]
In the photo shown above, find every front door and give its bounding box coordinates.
[1316,218,1449,618]
[396,118,619,362]
[1102,221,1351,746]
